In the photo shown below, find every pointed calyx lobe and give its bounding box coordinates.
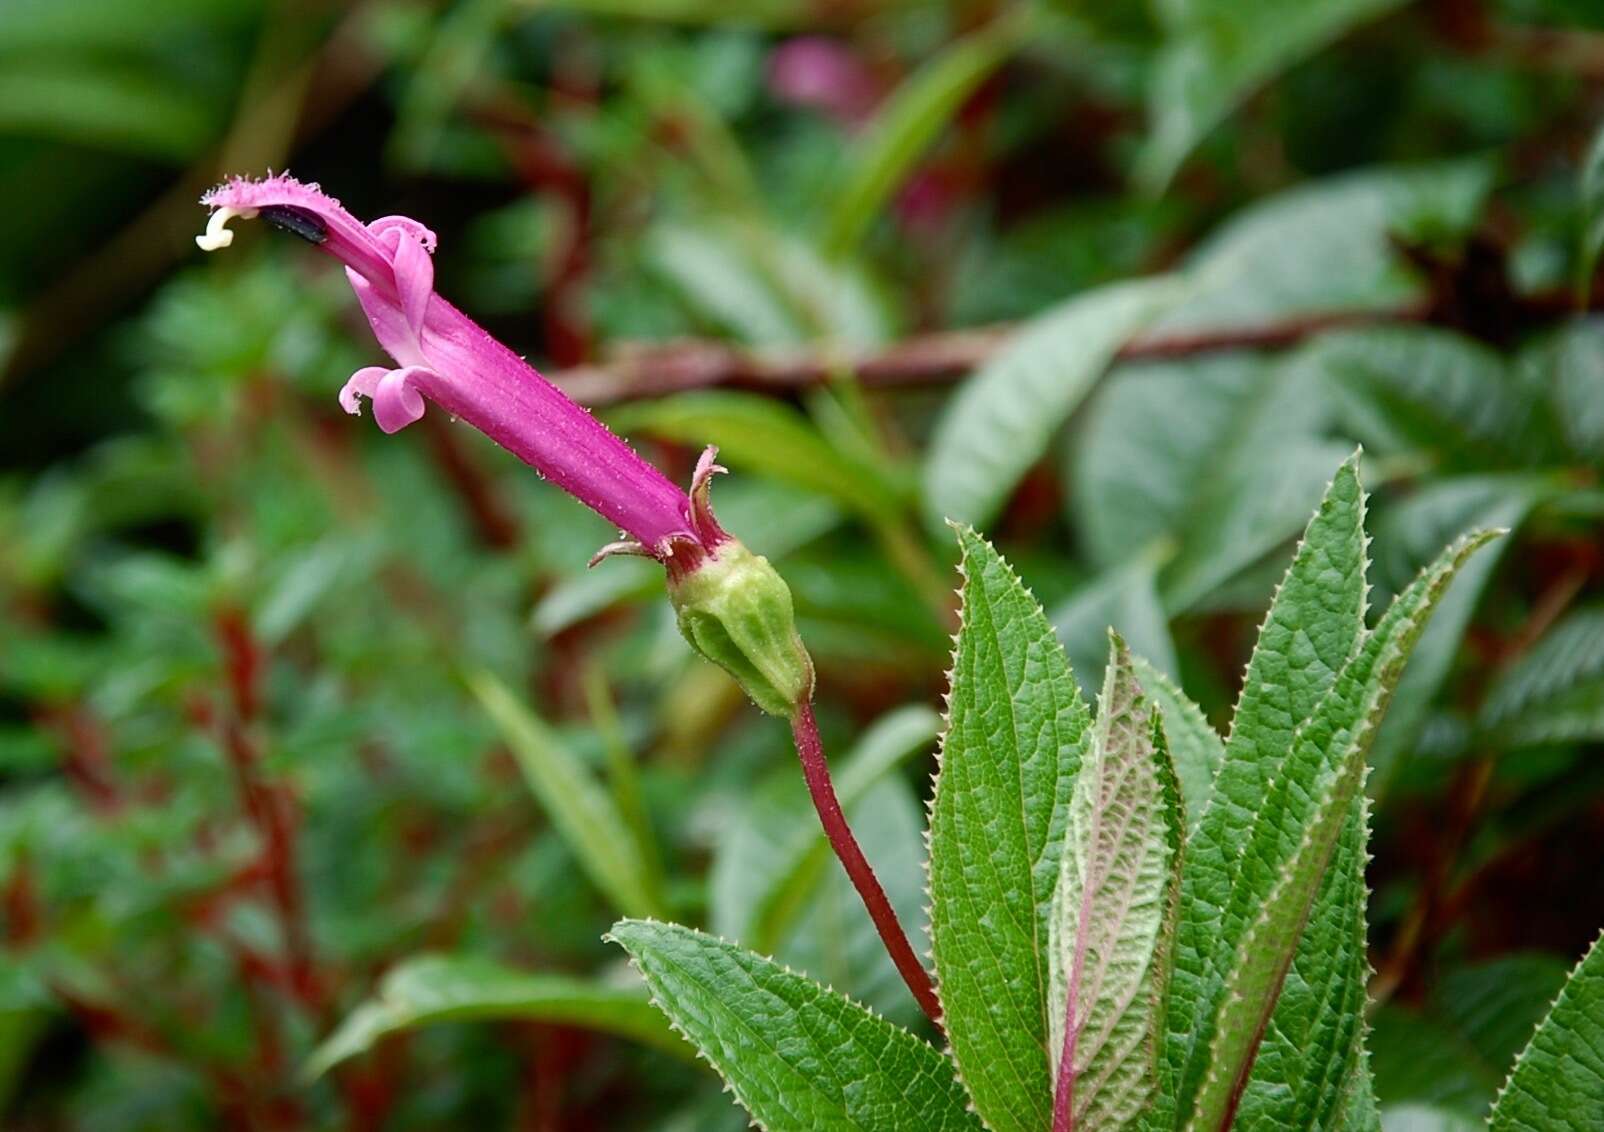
[929,525,1090,1132]
[1048,634,1182,1132]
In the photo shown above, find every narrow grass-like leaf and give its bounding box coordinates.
[924,276,1180,533]
[824,11,1027,257]
[1184,529,1501,1132]
[1579,119,1604,301]
[1488,931,1604,1130]
[470,672,664,919]
[305,954,688,1079]
[1047,635,1182,1129]
[929,525,1092,1132]
[610,392,903,525]
[1127,654,1223,834]
[609,920,982,1132]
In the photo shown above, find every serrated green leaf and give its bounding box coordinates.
[1156,162,1494,332]
[1185,528,1500,1132]
[710,704,940,953]
[924,276,1180,533]
[1489,931,1604,1130]
[1481,605,1604,747]
[929,525,1092,1132]
[1159,351,1354,610]
[469,672,664,919]
[824,11,1027,257]
[1128,654,1223,834]
[609,392,903,525]
[305,954,688,1079]
[1137,0,1410,192]
[608,920,982,1132]
[1163,454,1369,1127]
[1310,326,1528,465]
[1370,955,1571,1121]
[1073,353,1263,572]
[1539,318,1604,463]
[1047,636,1181,1129]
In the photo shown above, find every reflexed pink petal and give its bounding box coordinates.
[339,366,388,416]
[373,367,429,434]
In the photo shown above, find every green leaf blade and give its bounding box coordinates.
[924,276,1180,533]
[929,525,1092,1132]
[1127,654,1223,834]
[609,920,982,1132]
[306,955,688,1079]
[1185,528,1502,1132]
[1163,453,1370,1124]
[1488,933,1604,1131]
[824,12,1026,257]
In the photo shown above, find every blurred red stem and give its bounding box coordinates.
[790,701,943,1029]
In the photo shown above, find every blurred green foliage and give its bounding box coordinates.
[2,0,1604,1126]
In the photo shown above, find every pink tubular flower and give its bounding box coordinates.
[197,173,726,574]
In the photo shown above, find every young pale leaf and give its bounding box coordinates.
[608,920,981,1132]
[1185,529,1501,1132]
[305,954,688,1079]
[1047,636,1182,1130]
[929,525,1092,1132]
[1489,931,1604,1130]
[1163,454,1368,1126]
[1127,654,1223,834]
[470,672,664,919]
[924,276,1180,533]
[824,10,1027,257]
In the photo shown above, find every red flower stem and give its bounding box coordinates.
[789,700,943,1029]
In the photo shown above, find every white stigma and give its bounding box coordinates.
[195,206,259,251]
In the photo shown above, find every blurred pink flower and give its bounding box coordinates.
[767,37,878,126]
[198,174,726,571]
